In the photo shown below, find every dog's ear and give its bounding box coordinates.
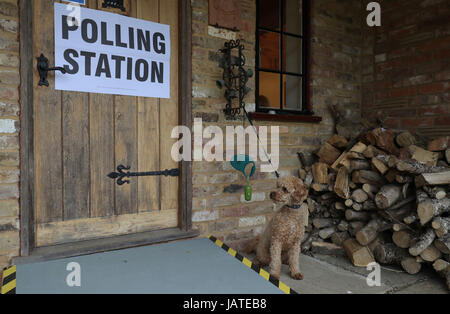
[292,178,308,203]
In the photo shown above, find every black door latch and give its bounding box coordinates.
[37,53,66,87]
[108,165,179,186]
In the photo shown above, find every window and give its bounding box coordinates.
[256,0,311,115]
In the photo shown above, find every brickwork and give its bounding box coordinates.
[361,0,450,138]
[0,0,20,270]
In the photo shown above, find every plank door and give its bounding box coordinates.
[32,0,179,247]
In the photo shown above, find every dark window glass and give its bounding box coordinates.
[256,0,308,114]
[258,0,281,31]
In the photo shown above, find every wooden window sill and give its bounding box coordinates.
[248,112,322,123]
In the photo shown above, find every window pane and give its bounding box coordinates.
[283,0,302,35]
[283,35,302,74]
[259,71,280,109]
[259,31,280,71]
[283,75,302,111]
[258,0,280,31]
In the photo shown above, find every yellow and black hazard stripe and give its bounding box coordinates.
[207,236,298,294]
[1,265,16,295]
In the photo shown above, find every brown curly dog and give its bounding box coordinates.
[246,176,309,280]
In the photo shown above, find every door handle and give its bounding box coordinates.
[37,53,66,87]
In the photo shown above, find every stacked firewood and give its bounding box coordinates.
[298,129,450,290]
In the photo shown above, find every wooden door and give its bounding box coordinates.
[32,0,179,247]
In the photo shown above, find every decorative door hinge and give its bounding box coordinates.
[108,165,179,186]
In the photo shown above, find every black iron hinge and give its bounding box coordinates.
[108,165,179,186]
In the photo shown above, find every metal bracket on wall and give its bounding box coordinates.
[102,0,126,12]
[108,165,179,186]
[37,53,66,87]
[216,39,253,119]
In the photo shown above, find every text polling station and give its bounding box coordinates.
[54,2,171,98]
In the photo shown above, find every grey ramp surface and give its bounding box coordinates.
[16,238,284,294]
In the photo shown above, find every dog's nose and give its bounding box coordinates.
[270,192,275,199]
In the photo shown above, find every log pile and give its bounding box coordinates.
[298,130,450,290]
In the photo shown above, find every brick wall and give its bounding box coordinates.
[362,0,450,138]
[0,0,20,270]
[190,0,362,250]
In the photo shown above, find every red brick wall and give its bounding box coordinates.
[362,0,450,138]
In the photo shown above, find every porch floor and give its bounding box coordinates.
[241,251,449,294]
[5,237,448,294]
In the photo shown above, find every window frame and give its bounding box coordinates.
[255,0,313,116]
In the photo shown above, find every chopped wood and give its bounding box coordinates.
[372,155,390,175]
[409,228,436,256]
[319,226,337,240]
[337,220,349,232]
[401,257,422,275]
[331,232,350,246]
[345,210,371,222]
[392,230,414,249]
[350,159,371,171]
[415,172,450,188]
[446,149,450,164]
[348,222,365,237]
[375,185,403,209]
[366,128,400,156]
[434,235,450,255]
[311,183,329,192]
[311,241,345,256]
[403,215,417,225]
[363,200,377,211]
[352,189,369,203]
[363,183,379,195]
[352,203,362,211]
[313,218,335,229]
[393,223,408,232]
[432,217,450,238]
[356,218,391,246]
[396,131,417,148]
[427,136,450,152]
[396,159,449,175]
[331,142,367,171]
[373,243,409,265]
[347,152,366,160]
[334,167,350,199]
[408,145,440,166]
[298,168,307,180]
[432,259,450,290]
[317,142,342,166]
[363,145,386,159]
[335,202,345,211]
[383,170,398,184]
[346,198,355,207]
[328,134,348,149]
[420,244,442,262]
[352,170,385,186]
[312,162,329,184]
[417,190,450,225]
[343,238,375,267]
[395,174,412,184]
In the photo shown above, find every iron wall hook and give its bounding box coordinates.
[37,53,67,87]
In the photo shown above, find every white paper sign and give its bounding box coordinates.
[54,2,170,98]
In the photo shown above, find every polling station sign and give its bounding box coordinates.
[54,2,171,98]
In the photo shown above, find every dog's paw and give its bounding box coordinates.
[291,272,304,280]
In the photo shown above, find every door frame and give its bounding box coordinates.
[18,0,197,258]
